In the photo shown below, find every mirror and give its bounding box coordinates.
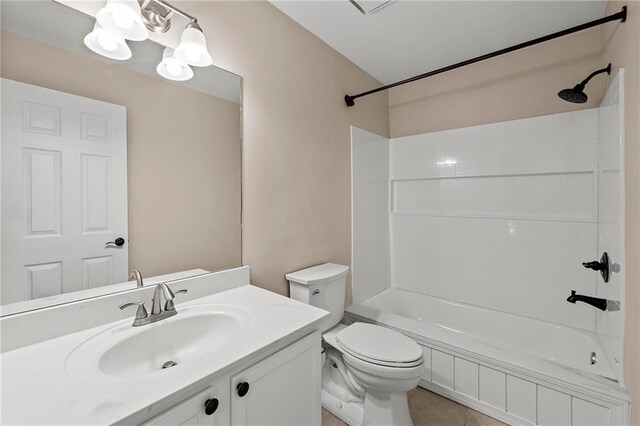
[0,1,242,314]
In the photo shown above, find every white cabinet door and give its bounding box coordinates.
[143,387,220,426]
[231,332,321,426]
[1,78,128,304]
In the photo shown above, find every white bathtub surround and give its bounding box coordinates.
[351,127,391,304]
[389,109,600,332]
[345,288,630,426]
[596,71,624,382]
[383,105,626,373]
[0,266,329,425]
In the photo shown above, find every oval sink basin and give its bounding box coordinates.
[65,304,252,378]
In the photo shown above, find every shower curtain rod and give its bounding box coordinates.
[344,6,627,107]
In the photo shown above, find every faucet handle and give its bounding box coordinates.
[159,282,175,300]
[120,302,148,319]
[164,289,187,312]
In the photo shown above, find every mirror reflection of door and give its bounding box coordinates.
[1,78,128,304]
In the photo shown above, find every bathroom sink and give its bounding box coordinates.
[65,304,252,377]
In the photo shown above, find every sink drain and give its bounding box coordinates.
[162,360,178,369]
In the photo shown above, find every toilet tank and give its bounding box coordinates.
[286,263,349,332]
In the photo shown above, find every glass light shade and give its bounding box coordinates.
[84,22,132,60]
[174,26,213,67]
[96,0,148,41]
[157,48,194,81]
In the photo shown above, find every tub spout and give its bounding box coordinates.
[567,290,607,311]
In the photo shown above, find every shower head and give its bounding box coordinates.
[558,63,611,104]
[558,85,588,104]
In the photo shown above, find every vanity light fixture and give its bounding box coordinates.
[84,0,211,81]
[83,22,132,60]
[174,21,213,67]
[156,47,194,81]
[96,0,148,41]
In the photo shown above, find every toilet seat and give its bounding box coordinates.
[335,323,423,368]
[341,350,425,381]
[338,345,424,368]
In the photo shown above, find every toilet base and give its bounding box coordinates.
[322,388,364,426]
[322,388,414,426]
[362,389,413,426]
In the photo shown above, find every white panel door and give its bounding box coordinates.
[1,78,128,304]
[231,333,321,426]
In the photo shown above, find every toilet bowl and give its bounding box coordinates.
[287,264,425,426]
[323,323,424,425]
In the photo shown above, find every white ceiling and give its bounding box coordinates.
[271,0,608,84]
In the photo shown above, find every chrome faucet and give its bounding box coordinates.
[130,270,144,287]
[120,283,187,327]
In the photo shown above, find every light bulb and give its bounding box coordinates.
[84,22,132,60]
[185,49,202,64]
[98,33,119,51]
[166,61,183,77]
[156,48,193,81]
[174,25,212,67]
[96,0,148,41]
[112,11,134,29]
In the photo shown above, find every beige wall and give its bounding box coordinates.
[601,2,640,424]
[1,31,242,277]
[389,28,603,137]
[183,1,390,303]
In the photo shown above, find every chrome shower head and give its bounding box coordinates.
[558,63,611,104]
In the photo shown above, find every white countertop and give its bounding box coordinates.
[0,284,328,425]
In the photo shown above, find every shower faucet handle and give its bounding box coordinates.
[582,252,610,283]
[582,261,605,270]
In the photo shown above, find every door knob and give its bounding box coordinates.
[236,382,250,397]
[204,398,219,415]
[105,237,125,247]
[582,252,610,283]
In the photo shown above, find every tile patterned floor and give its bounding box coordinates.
[321,387,506,426]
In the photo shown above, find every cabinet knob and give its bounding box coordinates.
[204,398,219,415]
[236,382,250,397]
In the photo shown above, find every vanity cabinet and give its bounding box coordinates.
[231,332,321,426]
[142,387,220,426]
[143,332,321,426]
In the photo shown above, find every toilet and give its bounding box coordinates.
[287,263,424,426]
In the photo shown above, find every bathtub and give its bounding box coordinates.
[345,287,630,426]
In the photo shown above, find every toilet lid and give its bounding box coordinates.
[335,323,423,365]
